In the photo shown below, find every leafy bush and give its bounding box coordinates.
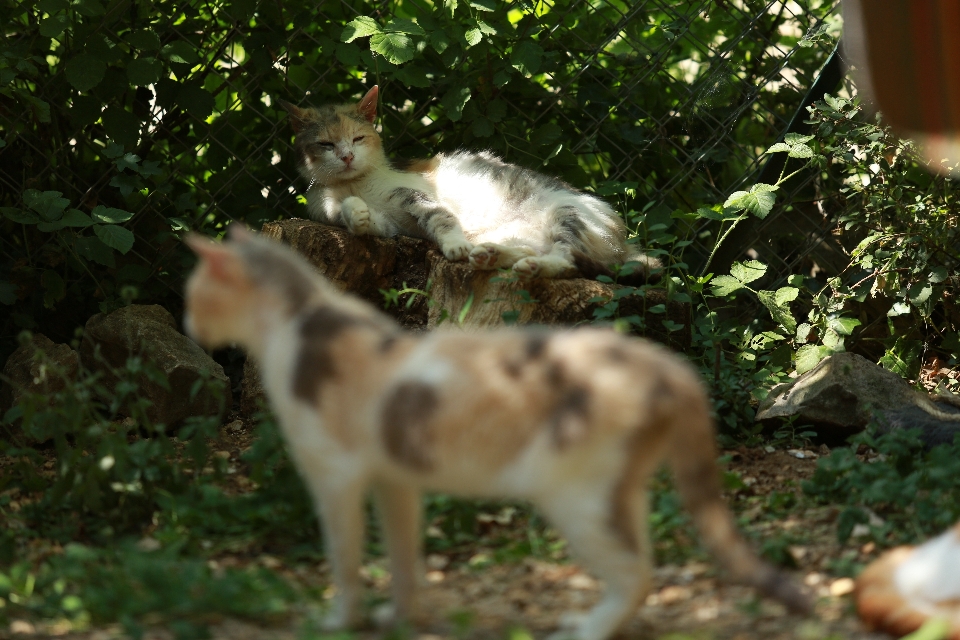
[803,428,960,545]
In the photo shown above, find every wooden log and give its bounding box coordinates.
[241,219,690,415]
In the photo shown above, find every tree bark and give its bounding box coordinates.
[241,219,691,415]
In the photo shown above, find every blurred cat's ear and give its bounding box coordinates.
[228,223,254,243]
[185,234,245,284]
[280,100,309,133]
[358,85,379,123]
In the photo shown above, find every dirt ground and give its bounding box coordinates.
[6,424,894,640]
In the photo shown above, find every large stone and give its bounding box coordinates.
[80,304,231,427]
[0,333,80,416]
[756,352,960,444]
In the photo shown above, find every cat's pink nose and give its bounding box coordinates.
[341,152,354,166]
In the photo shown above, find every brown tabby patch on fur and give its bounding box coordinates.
[382,381,438,470]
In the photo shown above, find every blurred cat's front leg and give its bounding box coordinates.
[341,196,398,237]
[388,188,472,261]
[469,243,537,270]
[372,481,424,625]
[313,478,367,630]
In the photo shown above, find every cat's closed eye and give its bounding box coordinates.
[311,141,335,152]
[352,136,365,143]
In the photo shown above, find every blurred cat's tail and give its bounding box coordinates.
[663,370,813,615]
[571,249,660,285]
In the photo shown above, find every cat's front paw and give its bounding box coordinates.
[469,243,501,270]
[512,256,542,280]
[441,238,473,262]
[341,196,371,236]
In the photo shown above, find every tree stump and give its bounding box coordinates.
[241,219,691,415]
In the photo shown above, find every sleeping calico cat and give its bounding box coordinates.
[183,227,808,640]
[281,86,657,280]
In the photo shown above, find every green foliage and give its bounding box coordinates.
[803,429,960,545]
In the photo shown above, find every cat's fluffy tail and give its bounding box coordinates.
[571,249,661,285]
[664,373,813,615]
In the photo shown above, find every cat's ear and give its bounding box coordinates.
[280,100,309,133]
[357,85,379,123]
[185,234,246,285]
[227,223,254,243]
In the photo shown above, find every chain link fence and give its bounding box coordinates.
[0,0,841,359]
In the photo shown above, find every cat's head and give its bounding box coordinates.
[281,86,384,187]
[184,226,320,350]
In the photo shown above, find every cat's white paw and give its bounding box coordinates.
[442,238,473,262]
[469,243,501,270]
[512,256,542,280]
[341,196,371,236]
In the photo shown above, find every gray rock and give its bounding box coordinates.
[756,352,933,443]
[0,333,80,416]
[79,304,231,427]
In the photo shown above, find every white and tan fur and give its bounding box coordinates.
[282,86,657,280]
[183,228,808,640]
[856,522,960,638]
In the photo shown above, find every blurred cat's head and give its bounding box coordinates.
[281,86,384,186]
[183,226,320,350]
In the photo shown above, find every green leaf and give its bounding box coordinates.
[796,322,812,342]
[477,19,497,35]
[887,301,911,316]
[775,286,799,306]
[161,41,199,65]
[709,275,743,297]
[95,224,135,254]
[730,260,767,284]
[23,190,69,220]
[393,65,431,88]
[758,289,797,334]
[0,282,16,305]
[530,122,561,146]
[124,29,161,50]
[74,0,105,16]
[784,133,814,145]
[469,0,496,10]
[39,13,69,38]
[464,28,482,46]
[60,209,95,228]
[91,206,134,224]
[929,266,949,284]
[472,116,494,137]
[74,236,115,267]
[41,270,66,308]
[795,344,829,375]
[38,0,69,10]
[102,107,142,148]
[383,18,425,36]
[430,31,451,53]
[369,32,415,65]
[178,83,216,118]
[511,41,543,76]
[442,85,472,121]
[787,274,804,287]
[116,153,140,172]
[109,174,144,197]
[723,183,779,219]
[342,16,381,42]
[127,57,162,86]
[2,208,39,224]
[908,282,934,305]
[65,54,106,91]
[827,316,862,336]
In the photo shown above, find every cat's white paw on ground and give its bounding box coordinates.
[341,196,371,235]
[512,256,542,279]
[442,238,473,261]
[469,243,501,269]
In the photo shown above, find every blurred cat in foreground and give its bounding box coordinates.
[182,227,809,640]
